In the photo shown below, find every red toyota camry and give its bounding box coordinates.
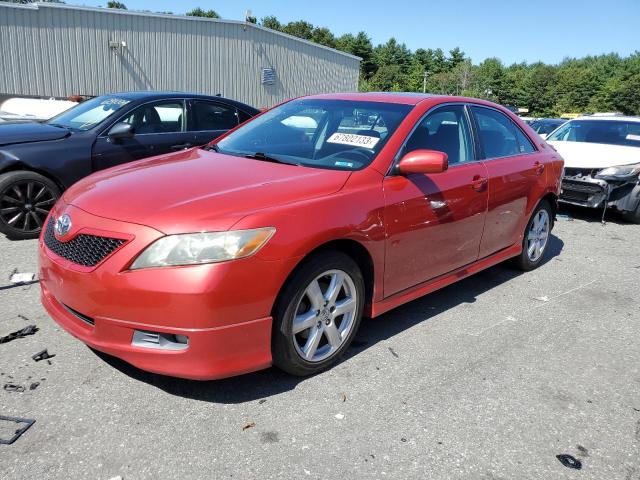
[39,93,563,380]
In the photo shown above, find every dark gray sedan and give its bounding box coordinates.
[0,91,258,238]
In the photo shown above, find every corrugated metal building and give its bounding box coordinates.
[0,2,360,107]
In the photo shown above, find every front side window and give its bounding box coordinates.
[191,101,238,131]
[46,96,131,131]
[402,105,474,165]
[472,107,535,158]
[215,99,412,170]
[547,120,640,148]
[122,101,185,134]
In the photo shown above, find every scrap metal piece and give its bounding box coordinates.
[556,454,582,470]
[0,325,39,344]
[31,349,55,362]
[0,416,35,445]
[3,383,25,393]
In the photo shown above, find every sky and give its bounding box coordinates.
[70,0,639,65]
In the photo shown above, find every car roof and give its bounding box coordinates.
[99,91,259,112]
[298,92,515,110]
[572,114,640,123]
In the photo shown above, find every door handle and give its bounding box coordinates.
[170,143,193,151]
[534,161,545,175]
[470,175,488,191]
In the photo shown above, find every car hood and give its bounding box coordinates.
[0,122,70,146]
[548,141,640,169]
[63,148,352,234]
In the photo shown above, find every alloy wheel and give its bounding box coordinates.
[292,269,358,363]
[0,180,56,234]
[526,209,550,262]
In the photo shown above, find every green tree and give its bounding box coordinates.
[260,15,282,31]
[336,32,375,79]
[186,8,220,18]
[311,27,336,48]
[107,1,126,8]
[282,20,314,40]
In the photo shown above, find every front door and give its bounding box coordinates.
[91,100,193,172]
[383,104,488,296]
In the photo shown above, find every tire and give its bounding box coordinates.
[621,204,640,224]
[0,171,60,240]
[272,250,365,376]
[514,199,554,271]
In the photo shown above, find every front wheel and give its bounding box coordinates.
[272,251,365,376]
[514,199,553,271]
[0,171,60,240]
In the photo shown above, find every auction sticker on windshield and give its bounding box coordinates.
[327,132,380,149]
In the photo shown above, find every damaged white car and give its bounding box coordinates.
[547,114,640,223]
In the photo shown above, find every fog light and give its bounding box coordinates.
[132,330,189,351]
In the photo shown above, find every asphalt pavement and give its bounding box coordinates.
[1,205,639,480]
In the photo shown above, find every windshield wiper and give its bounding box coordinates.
[202,143,219,152]
[244,152,296,165]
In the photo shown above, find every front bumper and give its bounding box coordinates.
[38,204,299,380]
[560,170,640,212]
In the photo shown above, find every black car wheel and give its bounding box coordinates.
[0,171,60,240]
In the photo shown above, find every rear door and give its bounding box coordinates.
[188,100,242,145]
[469,105,547,258]
[383,104,489,296]
[91,99,192,172]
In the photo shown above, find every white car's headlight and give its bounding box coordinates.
[595,163,640,179]
[130,227,275,270]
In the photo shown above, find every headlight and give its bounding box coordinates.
[130,227,275,269]
[595,163,640,179]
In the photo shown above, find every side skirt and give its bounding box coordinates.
[370,243,522,318]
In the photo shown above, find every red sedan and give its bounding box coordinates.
[39,93,563,380]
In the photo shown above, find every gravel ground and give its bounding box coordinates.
[0,205,639,480]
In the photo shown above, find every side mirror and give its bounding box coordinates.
[108,122,135,141]
[397,149,448,175]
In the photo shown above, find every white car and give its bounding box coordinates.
[547,114,640,223]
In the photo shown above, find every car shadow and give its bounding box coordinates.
[92,234,564,404]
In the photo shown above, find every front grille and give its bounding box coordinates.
[44,218,126,267]
[562,180,604,194]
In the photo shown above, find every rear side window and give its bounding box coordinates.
[191,101,239,131]
[472,107,535,158]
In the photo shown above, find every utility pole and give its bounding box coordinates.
[422,70,429,93]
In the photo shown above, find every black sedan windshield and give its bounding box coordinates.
[47,96,131,131]
[215,99,412,170]
[548,119,640,147]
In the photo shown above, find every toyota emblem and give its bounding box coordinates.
[54,214,72,237]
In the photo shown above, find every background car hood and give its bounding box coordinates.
[549,141,640,169]
[0,122,69,146]
[63,148,352,234]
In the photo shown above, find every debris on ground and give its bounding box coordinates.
[388,347,399,358]
[3,383,25,393]
[0,325,38,344]
[0,415,35,445]
[258,399,267,404]
[556,454,582,470]
[334,413,344,420]
[242,422,256,431]
[10,272,36,284]
[576,445,589,457]
[533,296,550,302]
[32,349,55,362]
[340,393,347,402]
[29,382,40,391]
[556,214,574,221]
[17,314,30,322]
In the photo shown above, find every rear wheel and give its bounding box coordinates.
[0,171,60,240]
[272,251,365,376]
[514,199,553,271]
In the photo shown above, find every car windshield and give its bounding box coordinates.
[46,96,131,131]
[214,99,413,170]
[547,119,640,147]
